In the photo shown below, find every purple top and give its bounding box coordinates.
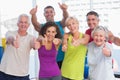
[38,43,61,77]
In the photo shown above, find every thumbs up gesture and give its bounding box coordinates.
[13,35,19,48]
[33,38,40,49]
[30,5,38,15]
[53,38,61,45]
[102,44,111,57]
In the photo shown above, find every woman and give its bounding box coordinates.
[61,16,89,80]
[35,22,62,80]
[87,26,115,80]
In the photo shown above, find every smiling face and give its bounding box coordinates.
[93,29,106,46]
[44,7,55,22]
[45,26,57,41]
[66,17,79,34]
[87,15,99,30]
[17,15,30,32]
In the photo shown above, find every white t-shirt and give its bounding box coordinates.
[0,31,34,76]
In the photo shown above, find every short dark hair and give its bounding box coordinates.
[86,11,99,18]
[40,22,62,39]
[44,6,54,11]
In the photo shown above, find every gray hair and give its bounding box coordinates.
[91,26,109,41]
[17,14,30,24]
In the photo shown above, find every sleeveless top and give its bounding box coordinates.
[38,43,61,77]
[42,21,64,62]
[61,33,87,80]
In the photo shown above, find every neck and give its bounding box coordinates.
[18,30,27,36]
[47,19,54,22]
[72,31,80,40]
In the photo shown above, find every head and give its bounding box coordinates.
[65,16,79,34]
[17,14,30,32]
[86,11,99,30]
[91,26,108,46]
[40,22,62,41]
[44,6,55,22]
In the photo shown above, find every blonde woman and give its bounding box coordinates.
[61,17,89,80]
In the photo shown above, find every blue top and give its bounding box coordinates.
[0,46,4,63]
[55,21,65,61]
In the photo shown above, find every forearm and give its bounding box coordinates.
[113,37,120,46]
[31,14,40,32]
[80,34,90,45]
[61,10,69,27]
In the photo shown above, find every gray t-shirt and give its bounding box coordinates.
[87,42,115,80]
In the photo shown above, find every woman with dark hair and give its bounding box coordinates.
[35,22,62,80]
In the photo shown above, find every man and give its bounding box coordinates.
[30,3,69,69]
[84,11,114,79]
[85,11,113,43]
[0,14,37,80]
[85,11,100,42]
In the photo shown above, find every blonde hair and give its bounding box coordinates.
[65,16,79,26]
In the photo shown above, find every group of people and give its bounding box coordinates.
[0,2,120,80]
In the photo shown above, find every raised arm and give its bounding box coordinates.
[30,6,41,32]
[58,3,69,28]
[108,31,120,46]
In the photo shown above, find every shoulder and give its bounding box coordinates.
[55,21,61,24]
[55,21,62,26]
[27,34,35,40]
[105,42,113,48]
[88,41,94,47]
[63,32,71,39]
[5,31,17,38]
[85,28,92,34]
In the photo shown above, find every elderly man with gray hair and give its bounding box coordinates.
[0,14,38,80]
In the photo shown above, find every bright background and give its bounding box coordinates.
[0,0,120,79]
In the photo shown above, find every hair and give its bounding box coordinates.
[65,16,79,26]
[44,6,54,11]
[91,26,109,41]
[40,22,62,39]
[17,14,30,24]
[86,11,99,18]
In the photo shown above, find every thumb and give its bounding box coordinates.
[15,34,19,41]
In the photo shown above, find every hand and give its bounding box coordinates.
[53,38,61,45]
[30,6,38,15]
[13,35,19,48]
[33,38,40,49]
[58,3,68,11]
[72,38,81,46]
[102,44,111,57]
[38,35,44,42]
[42,34,48,45]
[62,44,67,52]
